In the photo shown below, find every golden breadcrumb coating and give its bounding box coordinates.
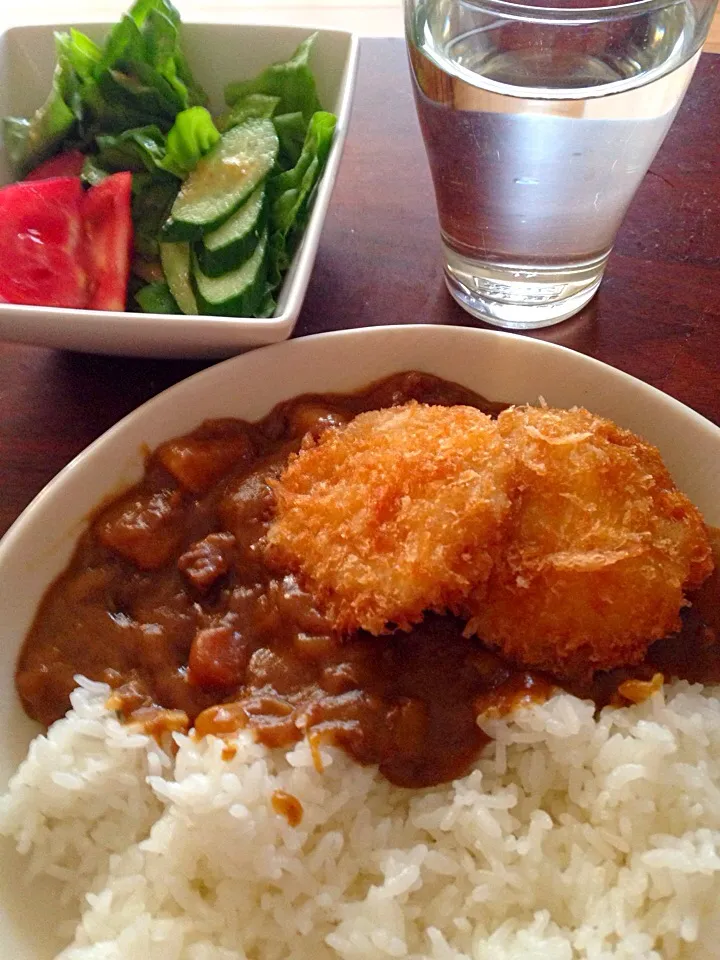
[265,401,514,634]
[466,405,713,676]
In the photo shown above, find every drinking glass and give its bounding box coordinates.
[406,0,717,328]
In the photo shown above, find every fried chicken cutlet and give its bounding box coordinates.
[466,406,713,676]
[265,401,514,634]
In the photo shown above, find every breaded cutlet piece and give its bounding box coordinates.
[466,405,713,677]
[265,401,515,634]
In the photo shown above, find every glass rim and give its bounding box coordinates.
[457,0,687,22]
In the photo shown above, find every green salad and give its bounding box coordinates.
[3,0,337,317]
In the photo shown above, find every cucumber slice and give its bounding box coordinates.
[161,119,279,242]
[195,186,266,277]
[192,230,268,317]
[160,242,198,315]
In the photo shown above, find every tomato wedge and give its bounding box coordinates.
[0,177,88,308]
[25,150,86,182]
[82,172,133,312]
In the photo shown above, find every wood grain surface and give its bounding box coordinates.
[0,38,718,540]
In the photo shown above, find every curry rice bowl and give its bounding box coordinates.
[2,676,720,958]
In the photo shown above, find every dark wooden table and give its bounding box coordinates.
[1,39,718,539]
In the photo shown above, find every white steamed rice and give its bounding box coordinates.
[3,677,720,959]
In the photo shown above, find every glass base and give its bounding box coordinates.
[443,244,609,330]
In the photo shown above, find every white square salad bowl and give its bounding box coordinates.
[0,20,358,357]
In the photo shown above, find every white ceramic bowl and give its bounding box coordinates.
[1,325,719,956]
[0,21,358,358]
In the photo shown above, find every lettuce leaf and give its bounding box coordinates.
[54,29,103,130]
[159,106,220,178]
[61,28,103,81]
[267,109,336,283]
[82,125,179,257]
[131,173,180,257]
[135,281,181,313]
[273,111,307,170]
[217,94,281,133]
[81,155,111,186]
[224,34,322,122]
[269,111,336,233]
[95,1,205,128]
[93,124,167,172]
[2,37,77,171]
[3,0,207,173]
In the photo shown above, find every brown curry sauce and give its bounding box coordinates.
[14,372,720,788]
